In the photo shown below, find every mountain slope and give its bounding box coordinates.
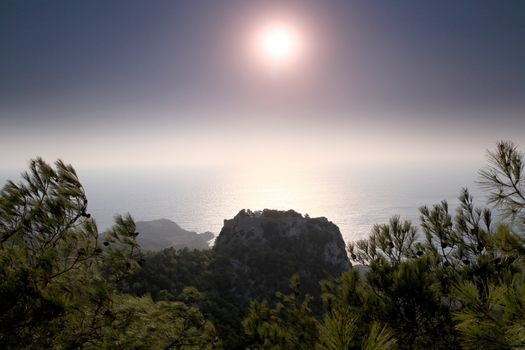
[136,218,214,251]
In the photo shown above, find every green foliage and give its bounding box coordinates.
[321,260,457,349]
[316,307,359,350]
[243,275,319,350]
[451,226,525,349]
[121,247,213,300]
[450,142,525,349]
[7,140,523,349]
[122,140,525,349]
[316,307,397,350]
[479,140,525,222]
[452,281,513,349]
[348,216,419,265]
[362,322,397,350]
[343,141,525,350]
[244,275,397,350]
[0,159,219,349]
[97,291,218,349]
[345,214,456,348]
[122,246,246,349]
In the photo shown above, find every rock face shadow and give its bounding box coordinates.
[212,209,351,307]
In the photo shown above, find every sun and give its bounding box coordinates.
[252,19,303,69]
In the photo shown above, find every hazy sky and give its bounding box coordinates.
[1,0,525,170]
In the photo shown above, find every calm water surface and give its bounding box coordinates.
[0,162,487,243]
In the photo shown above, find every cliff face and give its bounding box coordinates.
[212,209,350,306]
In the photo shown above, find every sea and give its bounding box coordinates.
[0,161,489,244]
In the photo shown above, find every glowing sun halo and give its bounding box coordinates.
[252,20,303,69]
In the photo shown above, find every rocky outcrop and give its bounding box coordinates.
[136,219,213,251]
[212,209,350,307]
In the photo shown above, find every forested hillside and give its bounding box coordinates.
[123,209,350,348]
[1,141,524,349]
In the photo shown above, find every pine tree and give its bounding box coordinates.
[243,274,319,350]
[0,159,220,349]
